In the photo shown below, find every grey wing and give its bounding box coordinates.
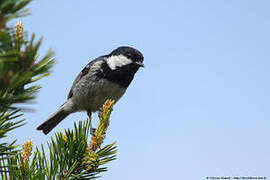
[67,57,106,99]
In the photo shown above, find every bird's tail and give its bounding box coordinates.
[37,106,70,135]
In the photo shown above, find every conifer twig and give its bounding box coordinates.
[89,99,115,151]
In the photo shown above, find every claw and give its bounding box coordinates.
[90,127,96,137]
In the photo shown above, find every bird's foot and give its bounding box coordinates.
[90,127,96,137]
[98,108,103,119]
[87,110,96,136]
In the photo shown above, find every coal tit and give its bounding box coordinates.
[37,46,144,135]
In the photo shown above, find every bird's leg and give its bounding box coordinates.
[87,110,91,119]
[87,110,96,136]
[98,107,103,119]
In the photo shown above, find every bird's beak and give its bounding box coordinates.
[135,61,145,68]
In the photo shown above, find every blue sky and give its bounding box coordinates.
[10,0,270,179]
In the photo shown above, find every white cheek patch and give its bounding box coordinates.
[106,55,132,70]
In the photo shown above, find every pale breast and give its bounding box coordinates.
[71,78,126,112]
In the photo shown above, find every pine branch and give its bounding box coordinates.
[4,100,117,179]
[0,0,56,177]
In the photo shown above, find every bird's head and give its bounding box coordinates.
[106,46,144,71]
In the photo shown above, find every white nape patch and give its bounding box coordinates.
[91,60,103,71]
[106,55,132,70]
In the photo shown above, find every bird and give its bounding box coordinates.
[37,46,144,135]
